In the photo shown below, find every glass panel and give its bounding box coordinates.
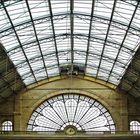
[9,50,26,65]
[2,121,13,131]
[130,121,140,134]
[124,32,140,50]
[0,8,11,30]
[53,15,70,34]
[103,44,119,60]
[51,0,69,14]
[6,1,30,25]
[17,64,30,76]
[100,59,114,73]
[57,37,71,52]
[0,0,140,86]
[74,0,92,14]
[40,40,56,55]
[34,20,52,39]
[23,76,36,85]
[87,56,100,68]
[74,38,88,52]
[132,6,140,29]
[16,26,36,45]
[1,34,19,51]
[47,66,59,77]
[113,0,135,24]
[91,21,108,40]
[29,60,44,71]
[74,51,86,64]
[94,0,114,18]
[28,0,50,18]
[108,25,126,45]
[58,51,71,64]
[74,15,90,34]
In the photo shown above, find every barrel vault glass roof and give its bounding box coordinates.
[0,0,140,86]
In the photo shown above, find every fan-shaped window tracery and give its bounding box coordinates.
[27,94,115,134]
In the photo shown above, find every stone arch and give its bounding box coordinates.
[26,89,119,132]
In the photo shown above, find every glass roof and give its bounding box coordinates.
[0,0,140,86]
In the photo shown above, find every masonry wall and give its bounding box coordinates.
[128,96,140,123]
[0,76,139,132]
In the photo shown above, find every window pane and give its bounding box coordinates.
[130,121,140,134]
[2,121,13,131]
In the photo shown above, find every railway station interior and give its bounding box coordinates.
[0,0,140,139]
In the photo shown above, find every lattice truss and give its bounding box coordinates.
[0,0,140,85]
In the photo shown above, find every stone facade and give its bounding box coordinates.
[0,76,139,132]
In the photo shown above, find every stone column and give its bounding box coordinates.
[120,95,128,132]
[13,94,22,131]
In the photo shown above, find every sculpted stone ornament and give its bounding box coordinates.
[64,125,77,135]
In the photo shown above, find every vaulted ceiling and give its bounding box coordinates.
[0,0,140,102]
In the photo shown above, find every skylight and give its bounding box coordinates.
[0,0,140,85]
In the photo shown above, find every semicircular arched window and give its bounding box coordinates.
[2,121,13,131]
[130,121,140,134]
[27,94,115,133]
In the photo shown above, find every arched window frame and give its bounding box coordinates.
[2,121,13,131]
[27,94,116,134]
[130,120,140,134]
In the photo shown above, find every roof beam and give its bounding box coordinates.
[9,33,134,55]
[85,0,96,74]
[96,0,117,79]
[2,1,37,83]
[0,72,18,95]
[20,60,121,80]
[14,49,127,68]
[25,0,48,79]
[2,13,140,36]
[107,1,139,83]
[70,0,74,71]
[48,0,60,74]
